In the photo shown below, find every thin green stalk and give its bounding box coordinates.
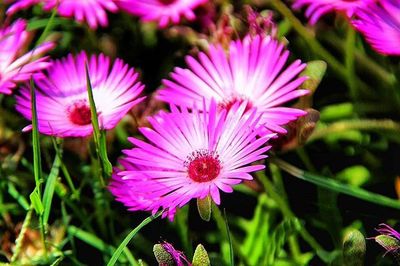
[309,119,400,142]
[271,157,400,210]
[321,31,396,86]
[30,80,47,258]
[345,26,357,100]
[30,80,43,197]
[268,0,347,80]
[35,8,57,45]
[42,154,62,226]
[106,211,162,266]
[11,208,33,263]
[85,64,112,180]
[212,204,251,266]
[255,171,324,253]
[223,209,234,266]
[7,183,30,211]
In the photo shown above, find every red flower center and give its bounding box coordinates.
[218,96,253,113]
[158,0,177,5]
[67,100,92,126]
[186,150,221,183]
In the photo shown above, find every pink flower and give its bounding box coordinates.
[15,52,145,137]
[115,0,207,28]
[6,0,118,29]
[352,0,400,56]
[158,35,309,134]
[292,0,377,25]
[0,19,54,95]
[109,100,274,219]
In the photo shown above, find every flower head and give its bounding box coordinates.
[292,0,377,25]
[0,19,54,95]
[158,35,309,134]
[15,52,145,137]
[6,0,118,29]
[352,0,400,56]
[115,0,207,28]
[109,100,274,219]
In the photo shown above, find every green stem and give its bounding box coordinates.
[106,212,162,266]
[309,119,400,142]
[271,157,400,210]
[321,31,396,86]
[212,204,251,266]
[345,26,357,100]
[255,171,324,253]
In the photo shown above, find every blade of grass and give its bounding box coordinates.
[35,8,57,46]
[223,209,234,266]
[85,63,112,179]
[8,183,30,211]
[67,226,138,265]
[107,211,162,266]
[42,153,62,226]
[271,158,400,210]
[30,79,43,197]
[30,79,47,258]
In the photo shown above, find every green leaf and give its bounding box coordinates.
[7,183,30,211]
[30,79,43,197]
[197,196,211,222]
[85,64,112,177]
[192,244,211,266]
[30,189,44,215]
[272,158,400,210]
[107,211,162,266]
[42,154,62,226]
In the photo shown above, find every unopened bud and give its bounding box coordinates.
[343,229,366,266]
[192,244,210,266]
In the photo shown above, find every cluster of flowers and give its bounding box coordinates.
[294,0,400,55]
[0,13,309,220]
[5,0,207,28]
[1,0,398,220]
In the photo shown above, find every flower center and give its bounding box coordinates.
[185,150,221,183]
[67,100,92,126]
[158,0,177,5]
[218,96,253,113]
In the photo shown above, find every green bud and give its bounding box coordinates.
[192,244,211,266]
[300,60,327,93]
[153,244,174,266]
[342,229,366,266]
[197,196,211,222]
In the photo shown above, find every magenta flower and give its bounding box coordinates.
[0,19,54,95]
[6,0,118,29]
[15,52,145,137]
[158,35,309,134]
[352,0,400,56]
[109,100,274,219]
[376,223,400,240]
[115,0,207,28]
[292,0,377,25]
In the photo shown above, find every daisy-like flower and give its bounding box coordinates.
[158,35,309,134]
[115,0,207,28]
[352,0,400,56]
[0,19,54,95]
[6,0,118,29]
[292,0,377,25]
[15,52,145,137]
[109,100,274,219]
